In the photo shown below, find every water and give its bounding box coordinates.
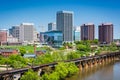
[66,60,120,80]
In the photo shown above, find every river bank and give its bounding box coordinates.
[66,60,120,80]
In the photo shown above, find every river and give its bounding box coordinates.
[66,60,120,80]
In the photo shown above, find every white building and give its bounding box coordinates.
[19,23,35,43]
[7,35,18,43]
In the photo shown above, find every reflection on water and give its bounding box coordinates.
[66,60,120,80]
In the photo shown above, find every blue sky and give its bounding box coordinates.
[0,0,120,39]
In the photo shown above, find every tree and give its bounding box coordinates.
[63,42,73,49]
[19,47,26,56]
[34,53,54,65]
[55,62,68,79]
[41,72,59,80]
[52,51,66,61]
[93,39,98,44]
[109,42,118,51]
[76,44,90,52]
[67,62,78,76]
[21,69,40,80]
[67,51,80,60]
[48,72,59,80]
[8,55,27,68]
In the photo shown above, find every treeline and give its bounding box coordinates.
[0,50,85,68]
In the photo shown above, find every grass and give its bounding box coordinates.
[0,45,49,53]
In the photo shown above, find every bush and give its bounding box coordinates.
[55,62,68,79]
[41,62,78,80]
[67,62,79,76]
[42,72,59,80]
[21,69,40,80]
[67,52,80,60]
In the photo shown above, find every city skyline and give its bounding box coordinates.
[0,0,120,39]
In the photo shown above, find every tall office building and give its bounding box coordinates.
[48,22,56,31]
[81,23,95,40]
[9,25,19,40]
[99,23,113,44]
[19,23,34,43]
[57,11,73,42]
[0,29,7,43]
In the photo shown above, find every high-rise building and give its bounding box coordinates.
[0,29,7,43]
[74,26,81,41]
[48,22,56,31]
[99,23,113,44]
[19,23,34,43]
[57,11,73,42]
[9,25,19,40]
[81,23,95,40]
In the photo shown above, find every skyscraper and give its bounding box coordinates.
[57,11,73,42]
[48,22,56,31]
[99,23,113,44]
[19,23,34,43]
[81,23,94,40]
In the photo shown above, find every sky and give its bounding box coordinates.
[0,0,120,39]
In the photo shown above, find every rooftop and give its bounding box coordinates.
[99,23,113,26]
[23,54,36,58]
[45,30,62,33]
[0,49,17,52]
[81,23,94,26]
[57,10,73,14]
[101,23,113,25]
[0,29,7,32]
[21,23,34,25]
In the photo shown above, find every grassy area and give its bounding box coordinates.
[0,45,51,53]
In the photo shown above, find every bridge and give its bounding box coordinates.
[0,52,120,80]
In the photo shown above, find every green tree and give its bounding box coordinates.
[63,42,73,49]
[8,55,27,68]
[109,42,117,51]
[93,39,98,44]
[67,62,78,76]
[76,44,90,52]
[19,47,26,56]
[52,51,66,61]
[67,51,80,60]
[34,53,54,65]
[55,62,68,79]
[21,69,40,80]
[59,46,65,50]
[41,72,59,80]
